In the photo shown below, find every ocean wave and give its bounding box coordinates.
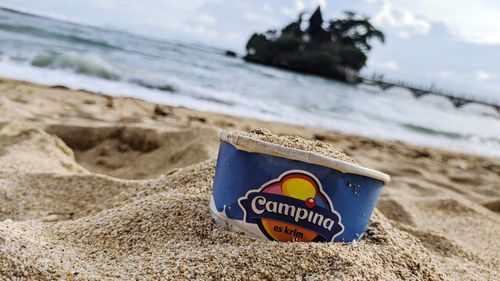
[403,123,464,139]
[31,52,120,80]
[403,123,500,146]
[0,22,121,50]
[129,79,176,92]
[21,51,242,107]
[27,52,177,92]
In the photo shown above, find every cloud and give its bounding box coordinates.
[242,12,259,21]
[368,59,400,70]
[437,70,454,79]
[295,0,305,11]
[243,12,276,25]
[373,1,431,39]
[295,0,326,13]
[474,70,496,81]
[160,0,207,11]
[226,32,243,42]
[281,7,295,17]
[263,4,274,13]
[371,0,500,45]
[197,14,216,25]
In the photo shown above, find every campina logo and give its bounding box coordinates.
[238,170,344,242]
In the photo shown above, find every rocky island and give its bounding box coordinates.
[244,7,385,82]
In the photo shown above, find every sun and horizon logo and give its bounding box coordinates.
[238,170,344,242]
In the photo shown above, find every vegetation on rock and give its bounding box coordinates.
[244,6,385,82]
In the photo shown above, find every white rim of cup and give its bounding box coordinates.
[219,131,391,184]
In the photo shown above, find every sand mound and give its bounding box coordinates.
[0,125,446,280]
[1,159,444,280]
[1,206,444,280]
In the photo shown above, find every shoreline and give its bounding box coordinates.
[0,76,499,280]
[1,76,498,161]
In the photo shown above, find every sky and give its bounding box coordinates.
[1,0,499,100]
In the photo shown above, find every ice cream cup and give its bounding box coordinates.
[210,131,390,242]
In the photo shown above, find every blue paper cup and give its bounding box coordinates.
[210,131,390,242]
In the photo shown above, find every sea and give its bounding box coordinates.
[0,7,499,157]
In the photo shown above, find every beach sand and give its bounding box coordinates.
[0,77,498,280]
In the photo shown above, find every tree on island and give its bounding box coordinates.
[244,6,385,82]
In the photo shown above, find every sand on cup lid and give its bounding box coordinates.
[240,128,358,163]
[219,128,391,184]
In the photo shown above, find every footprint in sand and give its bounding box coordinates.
[45,124,220,179]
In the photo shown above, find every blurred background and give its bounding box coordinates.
[0,0,499,156]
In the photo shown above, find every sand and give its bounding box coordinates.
[0,77,499,280]
[239,128,358,163]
